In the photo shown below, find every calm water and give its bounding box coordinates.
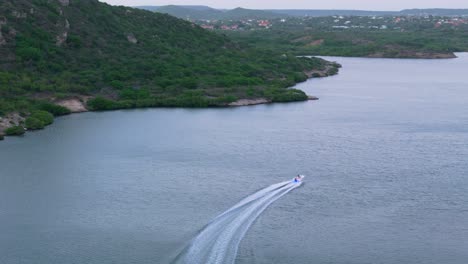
[1,54,468,264]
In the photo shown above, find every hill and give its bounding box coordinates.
[400,9,468,16]
[154,5,224,20]
[133,5,160,12]
[223,8,283,20]
[135,6,468,19]
[268,9,468,17]
[138,5,282,20]
[267,9,395,17]
[0,0,338,136]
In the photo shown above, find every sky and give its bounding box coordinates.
[100,0,468,10]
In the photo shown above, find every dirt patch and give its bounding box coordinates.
[55,97,89,113]
[307,39,324,46]
[228,98,271,107]
[0,112,24,134]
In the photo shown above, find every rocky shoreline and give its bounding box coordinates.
[228,98,271,106]
[366,51,457,59]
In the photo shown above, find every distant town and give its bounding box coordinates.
[197,16,468,32]
[134,5,468,32]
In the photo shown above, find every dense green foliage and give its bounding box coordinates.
[0,99,69,118]
[30,110,54,125]
[37,103,71,116]
[0,0,334,121]
[5,126,26,136]
[25,117,45,130]
[226,16,468,58]
[267,88,308,102]
[22,110,53,130]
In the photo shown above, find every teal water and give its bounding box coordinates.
[1,54,468,264]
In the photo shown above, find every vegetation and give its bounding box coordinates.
[5,126,26,136]
[156,7,467,58]
[138,6,468,19]
[224,16,468,58]
[30,111,54,126]
[37,103,71,116]
[25,117,45,130]
[0,0,336,122]
[141,5,282,20]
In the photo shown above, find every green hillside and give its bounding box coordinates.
[147,5,282,20]
[0,0,338,135]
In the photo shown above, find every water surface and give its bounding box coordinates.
[1,54,468,264]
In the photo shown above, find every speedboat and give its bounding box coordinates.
[293,175,305,183]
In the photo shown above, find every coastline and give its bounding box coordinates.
[4,51,462,140]
[366,51,457,59]
[227,95,319,107]
[0,61,338,139]
[0,94,320,139]
[306,51,458,60]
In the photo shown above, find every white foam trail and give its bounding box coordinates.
[175,180,302,264]
[214,181,291,220]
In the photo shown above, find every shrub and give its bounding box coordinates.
[312,73,322,78]
[25,117,45,130]
[326,67,339,76]
[87,97,118,111]
[16,47,42,61]
[293,72,308,83]
[5,126,26,136]
[0,134,4,140]
[37,103,71,116]
[31,110,54,126]
[267,88,308,102]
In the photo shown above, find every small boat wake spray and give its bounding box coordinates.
[174,175,305,264]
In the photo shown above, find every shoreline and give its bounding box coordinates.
[227,95,319,107]
[366,51,457,59]
[309,52,458,60]
[0,95,320,139]
[0,60,338,139]
[0,92,323,139]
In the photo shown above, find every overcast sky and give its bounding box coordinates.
[100,0,468,10]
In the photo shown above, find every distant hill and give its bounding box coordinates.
[133,5,160,12]
[271,8,468,17]
[135,5,468,19]
[223,8,283,19]
[154,5,224,20]
[135,5,215,12]
[400,9,468,16]
[136,5,282,20]
[267,9,396,17]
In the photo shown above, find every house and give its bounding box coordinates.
[258,20,270,27]
[200,24,214,30]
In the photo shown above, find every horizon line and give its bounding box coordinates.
[128,5,468,12]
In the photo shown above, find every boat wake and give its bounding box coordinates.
[174,179,302,264]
